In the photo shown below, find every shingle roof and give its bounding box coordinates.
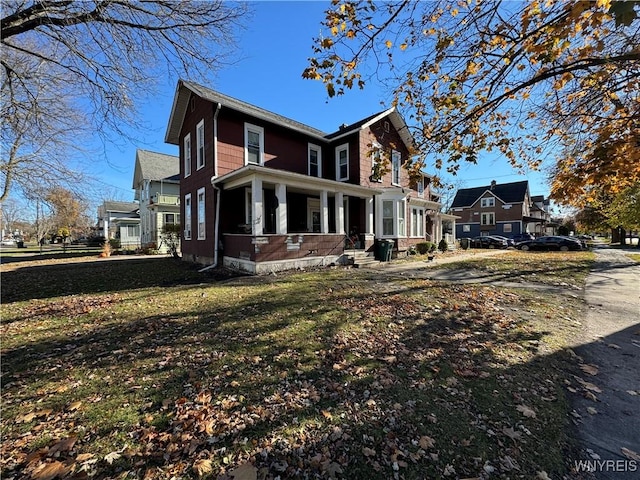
[451,180,529,208]
[103,201,139,213]
[165,80,415,151]
[134,149,179,186]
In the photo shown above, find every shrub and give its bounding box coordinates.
[438,239,448,252]
[416,242,438,254]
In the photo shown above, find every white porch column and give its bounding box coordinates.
[365,197,374,235]
[275,183,287,234]
[434,215,442,243]
[320,190,329,234]
[335,192,345,235]
[251,176,263,235]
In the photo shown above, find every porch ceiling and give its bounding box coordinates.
[212,165,383,198]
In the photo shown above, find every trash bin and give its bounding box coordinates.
[377,239,395,262]
[459,238,470,250]
[16,241,24,248]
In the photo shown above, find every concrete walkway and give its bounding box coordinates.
[571,247,640,479]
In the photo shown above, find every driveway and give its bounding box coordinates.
[570,247,640,479]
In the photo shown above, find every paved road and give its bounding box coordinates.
[571,247,640,479]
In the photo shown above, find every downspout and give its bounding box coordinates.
[200,102,222,272]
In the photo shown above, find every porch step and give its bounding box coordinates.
[346,249,379,268]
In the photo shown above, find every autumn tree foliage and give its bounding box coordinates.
[303,0,639,205]
[1,1,248,202]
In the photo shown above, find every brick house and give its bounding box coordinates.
[164,80,453,273]
[451,180,547,238]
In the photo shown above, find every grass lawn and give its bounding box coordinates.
[1,252,595,479]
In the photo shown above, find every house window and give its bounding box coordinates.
[183,133,192,177]
[197,188,206,239]
[245,123,264,165]
[369,143,384,182]
[503,223,512,233]
[398,200,406,236]
[481,197,495,208]
[196,120,205,170]
[336,144,349,181]
[391,150,401,185]
[463,225,471,232]
[127,225,139,237]
[383,200,394,236]
[308,144,321,177]
[411,208,425,237]
[417,177,425,197]
[481,212,495,225]
[184,194,192,240]
[384,120,390,133]
[164,213,176,225]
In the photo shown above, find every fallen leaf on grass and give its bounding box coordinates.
[418,435,435,449]
[621,447,640,461]
[586,407,598,415]
[536,472,551,480]
[502,426,522,441]
[580,364,599,376]
[104,451,121,465]
[193,458,213,477]
[31,460,71,480]
[67,401,82,411]
[516,404,536,418]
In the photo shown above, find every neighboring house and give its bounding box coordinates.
[164,79,453,273]
[450,180,550,238]
[528,195,556,236]
[97,201,140,249]
[132,149,181,253]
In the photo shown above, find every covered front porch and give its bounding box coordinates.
[213,165,382,273]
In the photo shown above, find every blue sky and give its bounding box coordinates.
[93,0,553,207]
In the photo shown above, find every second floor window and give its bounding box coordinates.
[184,133,192,177]
[481,212,495,225]
[196,120,205,170]
[308,144,321,177]
[481,197,495,207]
[245,123,264,165]
[336,144,349,181]
[417,177,425,197]
[392,150,401,185]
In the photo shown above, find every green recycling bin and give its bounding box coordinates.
[378,239,395,262]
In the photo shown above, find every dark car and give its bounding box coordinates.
[511,233,535,243]
[491,235,516,247]
[470,235,509,249]
[517,236,583,252]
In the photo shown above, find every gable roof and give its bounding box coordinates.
[102,201,139,214]
[132,149,179,188]
[165,80,415,151]
[451,180,530,208]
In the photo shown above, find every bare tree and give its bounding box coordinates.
[1,0,249,202]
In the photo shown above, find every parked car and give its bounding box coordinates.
[1,238,16,246]
[510,233,535,243]
[470,235,509,249]
[517,236,584,252]
[491,235,515,247]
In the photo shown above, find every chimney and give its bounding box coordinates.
[339,123,349,130]
[490,180,496,190]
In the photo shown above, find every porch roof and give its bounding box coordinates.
[212,165,383,198]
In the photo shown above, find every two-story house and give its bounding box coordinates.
[165,80,451,273]
[451,180,540,239]
[132,149,180,253]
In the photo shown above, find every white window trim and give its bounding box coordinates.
[481,197,495,208]
[244,123,264,166]
[184,193,192,240]
[377,194,407,238]
[308,143,322,177]
[481,212,495,225]
[411,207,425,237]
[417,177,425,198]
[183,133,192,178]
[391,150,401,186]
[196,119,205,170]
[197,187,206,240]
[370,142,383,182]
[336,143,349,181]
